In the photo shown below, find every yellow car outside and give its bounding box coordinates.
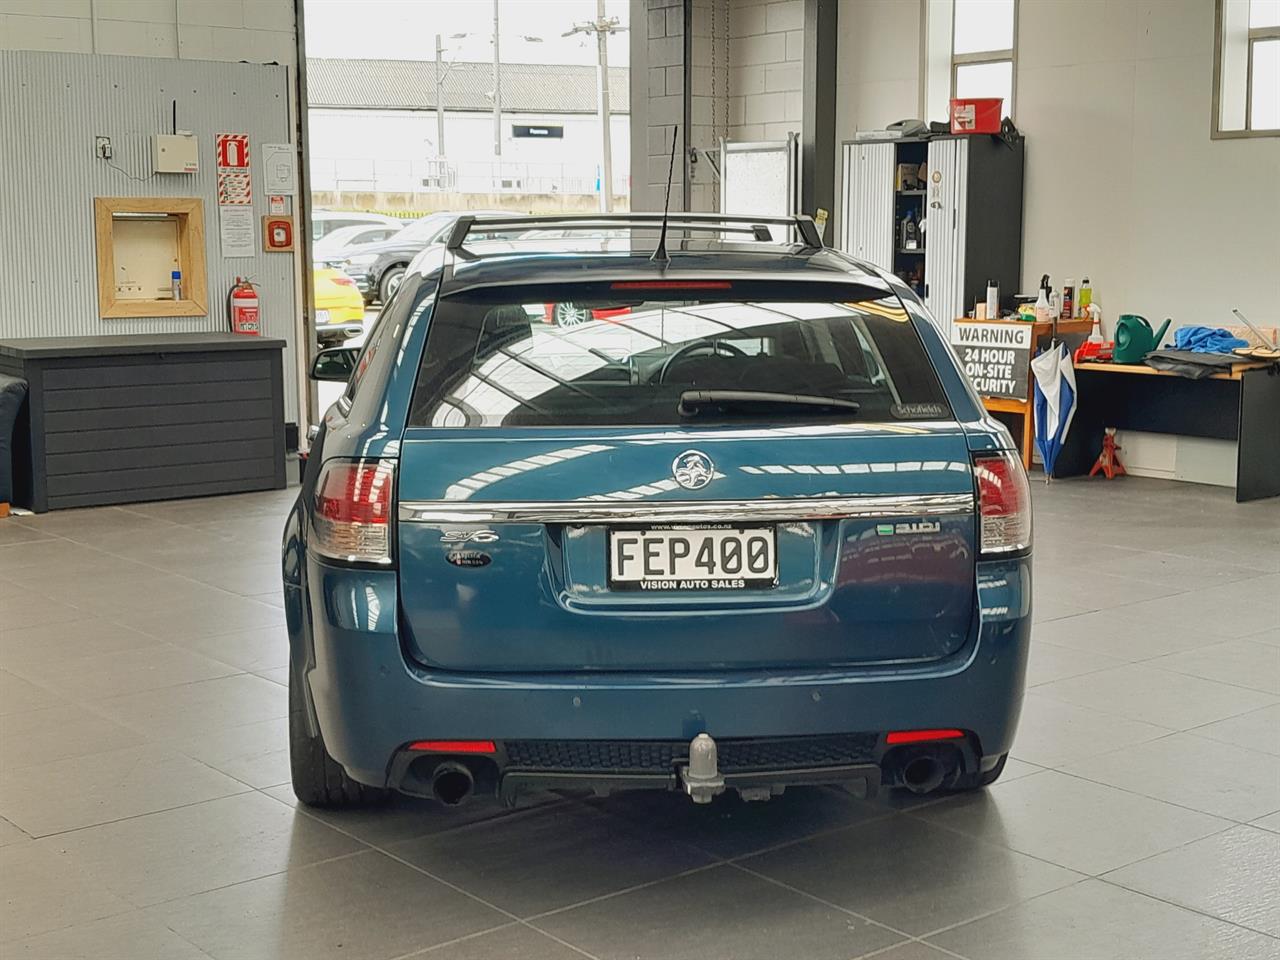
[313,266,365,342]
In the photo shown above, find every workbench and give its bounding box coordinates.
[0,333,287,512]
[1053,360,1280,502]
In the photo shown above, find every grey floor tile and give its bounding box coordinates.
[1060,732,1280,822]
[95,674,288,740]
[743,815,1080,936]
[591,784,886,859]
[1149,639,1280,695]
[14,643,241,701]
[180,624,291,673]
[106,593,285,642]
[1104,825,1280,938]
[264,784,567,847]
[0,669,64,715]
[1113,590,1280,640]
[1249,627,1280,648]
[0,743,248,837]
[0,815,30,847]
[1010,693,1173,767]
[1253,811,1280,833]
[0,840,133,942]
[45,792,364,907]
[390,801,717,918]
[254,665,290,686]
[1090,551,1273,592]
[0,522,57,546]
[169,716,291,788]
[857,943,966,960]
[1025,640,1127,687]
[1188,703,1280,757]
[0,595,88,630]
[1029,609,1212,661]
[534,863,905,960]
[149,850,509,960]
[0,617,163,678]
[1034,662,1277,730]
[928,879,1280,960]
[4,909,215,959]
[413,923,589,959]
[0,702,145,767]
[915,769,1230,875]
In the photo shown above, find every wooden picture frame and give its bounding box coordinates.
[93,197,208,318]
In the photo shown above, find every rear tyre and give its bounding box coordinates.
[378,266,405,305]
[289,666,389,808]
[947,753,1008,792]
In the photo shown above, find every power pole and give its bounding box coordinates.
[564,3,625,212]
[492,0,502,160]
[434,34,446,161]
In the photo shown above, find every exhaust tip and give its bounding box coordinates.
[431,761,475,806]
[901,755,946,795]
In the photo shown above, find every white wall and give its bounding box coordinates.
[728,0,804,140]
[835,0,1280,486]
[0,0,296,64]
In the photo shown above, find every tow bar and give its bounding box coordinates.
[678,733,725,804]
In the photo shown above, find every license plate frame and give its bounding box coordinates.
[607,524,778,592]
[315,309,331,324]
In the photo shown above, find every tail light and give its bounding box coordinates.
[886,729,965,745]
[973,450,1031,555]
[331,275,356,287]
[311,458,396,564]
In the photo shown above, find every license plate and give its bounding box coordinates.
[315,309,331,324]
[608,525,777,591]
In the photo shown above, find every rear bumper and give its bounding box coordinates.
[291,556,1031,789]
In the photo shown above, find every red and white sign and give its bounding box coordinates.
[216,133,250,169]
[215,133,252,206]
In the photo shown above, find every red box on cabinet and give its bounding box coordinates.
[950,98,1003,134]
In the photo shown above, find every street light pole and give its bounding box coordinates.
[492,0,502,160]
[564,5,625,213]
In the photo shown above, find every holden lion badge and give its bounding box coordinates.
[672,450,715,490]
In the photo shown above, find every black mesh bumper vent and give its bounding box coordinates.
[502,734,879,774]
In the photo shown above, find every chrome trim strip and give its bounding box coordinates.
[399,493,973,525]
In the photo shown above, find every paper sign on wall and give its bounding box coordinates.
[261,143,296,194]
[215,133,252,206]
[219,206,255,258]
[950,322,1033,400]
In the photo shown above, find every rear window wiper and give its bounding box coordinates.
[678,390,860,417]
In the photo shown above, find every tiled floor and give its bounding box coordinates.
[1,476,1277,959]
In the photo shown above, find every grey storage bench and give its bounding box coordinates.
[0,333,287,512]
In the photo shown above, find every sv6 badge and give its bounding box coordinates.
[440,529,500,543]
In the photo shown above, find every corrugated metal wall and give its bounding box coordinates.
[0,51,298,422]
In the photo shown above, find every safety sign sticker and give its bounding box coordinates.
[216,133,252,206]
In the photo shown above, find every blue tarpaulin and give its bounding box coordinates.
[1031,342,1077,479]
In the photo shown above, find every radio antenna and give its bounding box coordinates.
[651,125,678,264]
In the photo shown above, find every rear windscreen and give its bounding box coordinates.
[408,290,951,428]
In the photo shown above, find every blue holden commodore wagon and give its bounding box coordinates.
[283,213,1032,810]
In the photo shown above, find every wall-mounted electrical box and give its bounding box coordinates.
[153,133,199,174]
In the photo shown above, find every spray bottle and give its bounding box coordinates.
[1034,274,1052,323]
[1087,303,1104,343]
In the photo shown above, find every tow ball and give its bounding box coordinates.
[678,733,725,804]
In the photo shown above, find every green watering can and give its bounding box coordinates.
[1114,314,1172,364]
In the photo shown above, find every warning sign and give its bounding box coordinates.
[950,322,1033,400]
[215,133,251,205]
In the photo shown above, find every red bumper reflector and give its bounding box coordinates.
[610,280,732,290]
[407,740,496,754]
[886,729,965,745]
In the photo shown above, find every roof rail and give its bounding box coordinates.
[443,212,824,254]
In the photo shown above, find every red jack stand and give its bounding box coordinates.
[1090,428,1127,479]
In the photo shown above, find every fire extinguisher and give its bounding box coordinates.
[228,277,261,335]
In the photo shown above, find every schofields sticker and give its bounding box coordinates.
[891,402,949,419]
[446,551,492,568]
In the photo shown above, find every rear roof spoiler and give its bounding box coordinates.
[444,213,824,255]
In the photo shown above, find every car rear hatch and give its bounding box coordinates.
[394,281,977,673]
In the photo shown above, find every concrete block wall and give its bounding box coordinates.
[687,0,729,211]
[0,0,296,65]
[637,0,687,212]
[728,0,803,141]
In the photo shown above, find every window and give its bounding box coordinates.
[924,0,1018,123]
[408,288,951,428]
[1215,0,1280,136]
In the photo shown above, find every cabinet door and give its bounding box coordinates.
[923,139,968,340]
[840,142,893,269]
